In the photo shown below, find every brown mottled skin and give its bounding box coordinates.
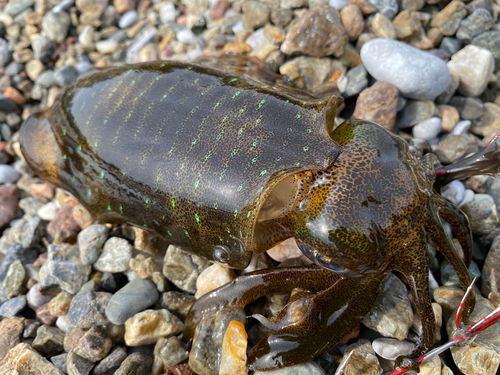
[19,60,475,371]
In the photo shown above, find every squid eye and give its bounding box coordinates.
[298,243,357,276]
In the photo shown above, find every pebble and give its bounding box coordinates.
[32,325,65,357]
[0,342,64,374]
[242,1,269,29]
[105,278,159,325]
[392,9,422,40]
[448,96,485,120]
[94,237,132,273]
[159,2,177,23]
[372,12,396,39]
[66,349,95,375]
[441,180,466,206]
[343,64,368,97]
[50,353,68,373]
[280,5,348,57]
[412,117,442,141]
[115,352,153,375]
[0,184,18,227]
[472,102,500,137]
[54,65,79,88]
[118,10,138,28]
[67,290,112,328]
[0,164,20,183]
[438,105,459,132]
[361,39,450,100]
[2,259,25,299]
[456,8,494,44]
[162,245,209,294]
[156,291,196,319]
[254,362,325,375]
[472,31,500,68]
[440,259,481,288]
[4,216,45,249]
[77,224,109,266]
[73,326,112,362]
[95,39,119,54]
[430,0,467,36]
[340,339,383,374]
[195,263,236,299]
[156,336,189,367]
[0,94,18,112]
[0,243,38,283]
[340,4,364,42]
[460,194,499,235]
[436,134,471,164]
[37,201,60,221]
[482,234,500,295]
[372,337,414,360]
[124,308,184,346]
[0,38,11,67]
[48,291,73,317]
[39,244,91,295]
[93,346,127,375]
[42,11,70,44]
[448,45,494,97]
[362,273,413,340]
[26,283,53,310]
[219,320,248,375]
[397,100,436,129]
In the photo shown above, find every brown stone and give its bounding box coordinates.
[372,12,396,40]
[427,27,442,47]
[4,86,26,106]
[0,343,64,374]
[47,204,81,236]
[438,105,459,133]
[113,0,135,13]
[210,0,230,20]
[64,326,87,352]
[165,361,196,375]
[281,5,348,57]
[340,4,364,42]
[36,303,58,325]
[408,28,434,50]
[72,203,94,229]
[32,325,65,357]
[430,0,467,36]
[48,291,73,317]
[348,0,377,14]
[352,81,399,131]
[0,184,18,227]
[29,182,55,199]
[223,43,252,54]
[392,10,422,40]
[0,317,24,361]
[73,326,113,362]
[129,254,160,279]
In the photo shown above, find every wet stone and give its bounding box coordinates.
[189,307,246,375]
[436,134,471,164]
[460,194,499,235]
[73,326,112,362]
[2,259,26,299]
[0,294,26,317]
[362,273,413,340]
[0,317,24,361]
[361,39,449,100]
[340,339,383,374]
[94,237,132,273]
[449,96,485,120]
[456,8,494,44]
[162,245,209,294]
[157,291,196,319]
[32,324,65,357]
[125,308,184,346]
[39,244,91,295]
[105,277,159,325]
[0,243,38,283]
[93,346,128,375]
[67,349,95,375]
[430,0,467,36]
[115,352,153,375]
[68,290,112,328]
[412,117,441,141]
[78,224,109,266]
[440,259,481,288]
[195,263,236,299]
[372,337,414,360]
[0,342,64,374]
[280,5,348,57]
[156,336,189,367]
[482,234,500,295]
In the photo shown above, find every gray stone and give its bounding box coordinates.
[440,37,462,55]
[35,70,57,88]
[115,353,152,375]
[118,10,138,28]
[253,362,326,375]
[361,38,450,100]
[19,197,46,217]
[162,245,209,294]
[42,11,70,44]
[156,336,189,366]
[343,64,368,98]
[0,294,26,317]
[68,290,112,328]
[105,278,159,325]
[441,180,466,206]
[362,273,413,340]
[440,260,481,288]
[412,118,441,141]
[0,38,11,67]
[449,96,485,120]
[94,237,132,273]
[66,349,95,375]
[482,235,500,295]
[0,243,37,282]
[367,0,398,19]
[39,244,91,295]
[156,291,196,319]
[456,8,494,44]
[77,224,108,265]
[54,65,78,88]
[93,346,127,375]
[73,326,112,362]
[0,94,18,112]
[51,353,68,374]
[32,36,52,61]
[461,194,499,235]
[430,0,467,36]
[32,325,65,357]
[2,259,25,299]
[472,31,500,68]
[436,134,471,164]
[0,164,20,183]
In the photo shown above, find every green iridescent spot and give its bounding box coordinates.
[237,184,243,191]
[227,227,231,233]
[63,154,67,160]
[276,156,282,161]
[195,213,200,223]
[193,78,199,84]
[303,101,307,105]
[100,171,105,179]
[258,99,266,109]
[78,144,82,151]
[145,198,149,205]
[252,157,257,163]
[260,170,267,176]
[62,129,66,136]
[234,209,238,218]
[296,114,301,119]
[94,141,98,147]
[167,231,172,236]
[107,205,111,211]
[184,230,190,239]
[156,174,161,182]
[247,211,252,218]
[87,189,92,197]
[143,223,147,227]
[187,66,192,70]
[303,146,309,152]
[232,91,241,99]
[307,128,312,133]
[214,202,218,209]
[229,78,238,83]
[171,198,176,208]
[195,179,200,189]
[119,206,123,214]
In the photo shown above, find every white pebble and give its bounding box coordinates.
[0,164,20,183]
[176,28,196,45]
[194,263,235,299]
[329,0,347,10]
[37,201,61,221]
[56,314,73,332]
[77,61,94,76]
[245,28,266,50]
[159,2,177,24]
[126,28,157,63]
[412,117,441,141]
[267,238,303,262]
[119,10,139,29]
[459,189,475,207]
[52,0,74,12]
[451,120,472,135]
[441,180,465,206]
[372,338,415,360]
[188,49,204,61]
[232,20,245,34]
[95,39,119,54]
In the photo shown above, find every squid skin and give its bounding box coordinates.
[19,60,478,371]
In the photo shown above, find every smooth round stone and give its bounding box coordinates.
[176,28,196,45]
[105,278,159,325]
[451,120,471,135]
[0,38,12,67]
[118,10,138,28]
[42,11,70,44]
[412,117,441,140]
[37,201,60,221]
[460,194,499,234]
[372,338,414,360]
[329,0,347,10]
[31,36,52,62]
[54,65,78,87]
[441,180,465,206]
[459,189,474,207]
[436,134,471,164]
[78,25,94,46]
[368,0,398,19]
[77,61,94,76]
[0,164,20,183]
[361,38,450,100]
[0,94,17,112]
[35,70,56,88]
[95,39,119,54]
[53,0,74,11]
[440,36,462,55]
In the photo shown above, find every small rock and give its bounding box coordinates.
[32,325,65,357]
[482,234,500,295]
[438,105,459,133]
[472,31,500,68]
[156,291,196,320]
[54,65,78,87]
[219,320,248,375]
[392,10,422,40]
[2,259,25,299]
[436,71,460,105]
[430,0,467,36]
[372,12,396,40]
[452,120,472,135]
[0,164,20,183]
[37,303,58,325]
[340,339,383,374]
[0,317,24,361]
[93,346,127,375]
[195,263,236,299]
[362,273,413,340]
[0,295,27,317]
[51,353,68,374]
[0,94,18,112]
[75,0,108,19]
[460,194,499,235]
[129,254,160,278]
[472,102,500,137]
[449,96,485,120]
[0,38,12,67]
[66,349,95,375]
[95,39,119,55]
[397,99,436,128]
[73,326,112,362]
[94,237,132,273]
[78,224,109,266]
[176,28,196,46]
[26,283,53,310]
[361,38,449,100]
[115,353,153,375]
[436,134,471,164]
[281,5,348,57]
[0,342,64,374]
[4,86,25,106]
[159,2,177,23]
[242,1,270,29]
[105,278,159,325]
[42,11,70,44]
[0,184,18,227]
[114,0,135,14]
[162,245,209,294]
[412,117,441,141]
[124,309,184,346]
[440,259,481,288]
[156,336,189,368]
[68,290,112,328]
[441,180,466,206]
[340,4,364,41]
[456,8,494,44]
[343,64,368,97]
[448,45,494,97]
[48,291,73,317]
[189,307,247,375]
[64,327,86,352]
[441,37,463,55]
[372,338,414,360]
[118,10,138,28]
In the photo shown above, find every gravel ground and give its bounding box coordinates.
[1,0,500,374]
